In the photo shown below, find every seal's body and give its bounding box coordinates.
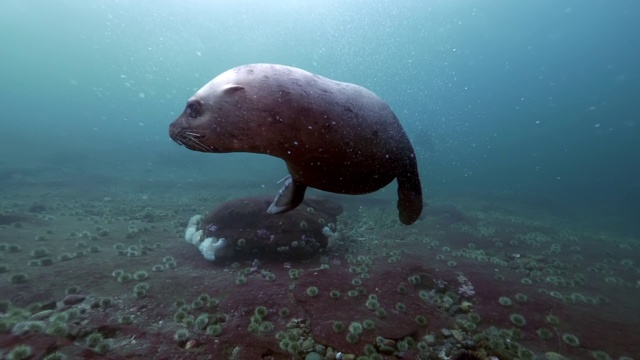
[169,64,423,224]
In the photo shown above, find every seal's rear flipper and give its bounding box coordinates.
[396,161,423,225]
[267,175,308,214]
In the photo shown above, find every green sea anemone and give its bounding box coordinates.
[537,328,553,340]
[206,324,222,336]
[279,307,290,317]
[195,314,209,329]
[365,298,380,310]
[590,351,612,360]
[306,286,319,297]
[117,272,132,283]
[44,351,67,360]
[265,272,276,281]
[332,321,345,332]
[468,312,482,324]
[509,313,526,327]
[546,314,560,325]
[414,315,428,326]
[98,297,113,307]
[95,340,111,354]
[133,271,148,281]
[346,331,359,344]
[255,306,268,318]
[7,344,32,360]
[498,296,512,306]
[363,319,375,330]
[174,311,187,323]
[65,285,80,295]
[133,282,149,297]
[561,333,580,347]
[86,332,104,348]
[9,273,28,284]
[408,275,421,285]
[349,322,363,335]
[31,247,50,258]
[174,329,189,342]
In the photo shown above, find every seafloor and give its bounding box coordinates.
[0,175,638,360]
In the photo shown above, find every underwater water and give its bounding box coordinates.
[0,0,639,359]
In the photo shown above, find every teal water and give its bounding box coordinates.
[1,1,639,359]
[2,1,638,233]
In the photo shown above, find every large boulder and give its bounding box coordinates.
[183,196,342,261]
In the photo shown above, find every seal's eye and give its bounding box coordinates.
[186,99,202,118]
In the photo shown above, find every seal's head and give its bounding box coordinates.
[169,80,248,153]
[169,67,285,156]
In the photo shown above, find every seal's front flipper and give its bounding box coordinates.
[267,175,308,214]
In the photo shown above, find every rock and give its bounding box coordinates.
[30,310,54,320]
[305,353,323,360]
[40,300,57,310]
[62,294,86,305]
[192,196,343,261]
[425,334,437,345]
[378,346,395,355]
[451,329,465,343]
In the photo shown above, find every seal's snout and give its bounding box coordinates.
[169,114,213,153]
[168,119,184,144]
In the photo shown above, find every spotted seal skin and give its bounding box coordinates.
[169,64,423,224]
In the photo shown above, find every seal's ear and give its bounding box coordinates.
[223,84,245,93]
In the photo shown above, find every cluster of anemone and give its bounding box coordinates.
[6,345,32,360]
[86,332,111,354]
[365,295,380,310]
[346,321,362,343]
[247,306,274,335]
[133,283,149,298]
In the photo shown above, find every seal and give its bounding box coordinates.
[169,64,423,224]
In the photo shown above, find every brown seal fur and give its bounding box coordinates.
[169,64,423,224]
